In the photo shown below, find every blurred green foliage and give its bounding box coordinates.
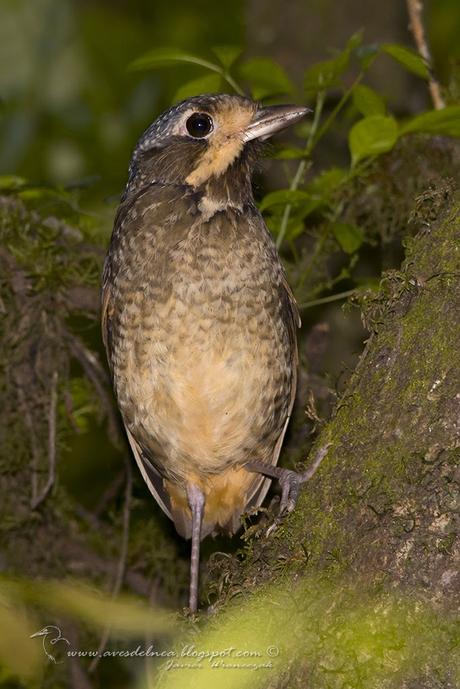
[0,0,459,217]
[0,0,246,211]
[1,573,459,688]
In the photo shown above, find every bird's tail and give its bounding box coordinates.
[165,466,270,539]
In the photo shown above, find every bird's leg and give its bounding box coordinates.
[186,483,206,614]
[246,443,331,517]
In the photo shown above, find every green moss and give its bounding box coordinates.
[211,173,460,686]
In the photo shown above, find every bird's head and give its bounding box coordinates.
[126,94,309,205]
[30,625,58,639]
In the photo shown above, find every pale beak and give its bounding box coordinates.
[243,104,311,142]
[30,629,46,638]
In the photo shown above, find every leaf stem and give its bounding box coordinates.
[299,287,358,310]
[276,72,364,250]
[276,90,325,249]
[130,52,246,96]
[312,71,364,148]
[221,71,245,96]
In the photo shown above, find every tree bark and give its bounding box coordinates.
[213,185,460,688]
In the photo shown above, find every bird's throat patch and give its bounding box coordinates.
[185,104,254,187]
[186,138,244,187]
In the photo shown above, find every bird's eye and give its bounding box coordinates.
[186,113,213,138]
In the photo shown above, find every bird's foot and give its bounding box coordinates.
[246,442,331,532]
[278,468,303,515]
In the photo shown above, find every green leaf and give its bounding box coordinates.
[382,43,429,79]
[285,220,307,241]
[3,579,177,636]
[332,222,364,254]
[355,44,379,70]
[65,378,98,433]
[211,45,242,69]
[0,175,27,190]
[43,583,176,635]
[173,74,222,103]
[129,48,221,74]
[259,189,314,212]
[304,54,349,94]
[400,105,460,137]
[345,30,364,53]
[18,187,65,201]
[349,115,398,166]
[239,58,294,99]
[304,33,361,95]
[352,84,386,116]
[268,146,308,160]
[308,167,349,197]
[266,214,304,241]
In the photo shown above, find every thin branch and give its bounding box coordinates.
[221,70,245,96]
[299,442,331,482]
[299,287,358,310]
[276,69,365,251]
[68,335,123,446]
[31,370,58,510]
[66,626,93,689]
[88,462,133,673]
[406,0,445,110]
[61,536,152,597]
[94,470,126,517]
[276,90,325,249]
[15,375,41,504]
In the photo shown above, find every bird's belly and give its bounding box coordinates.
[114,296,290,481]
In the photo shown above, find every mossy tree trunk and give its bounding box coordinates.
[215,187,460,688]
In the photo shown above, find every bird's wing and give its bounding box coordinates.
[244,271,300,513]
[101,184,159,351]
[100,262,112,353]
[101,279,174,522]
[125,428,173,520]
[100,202,174,523]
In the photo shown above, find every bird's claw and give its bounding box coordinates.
[278,469,303,515]
[263,467,313,536]
[246,442,331,532]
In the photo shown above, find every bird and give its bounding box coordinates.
[101,94,311,613]
[30,625,70,663]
